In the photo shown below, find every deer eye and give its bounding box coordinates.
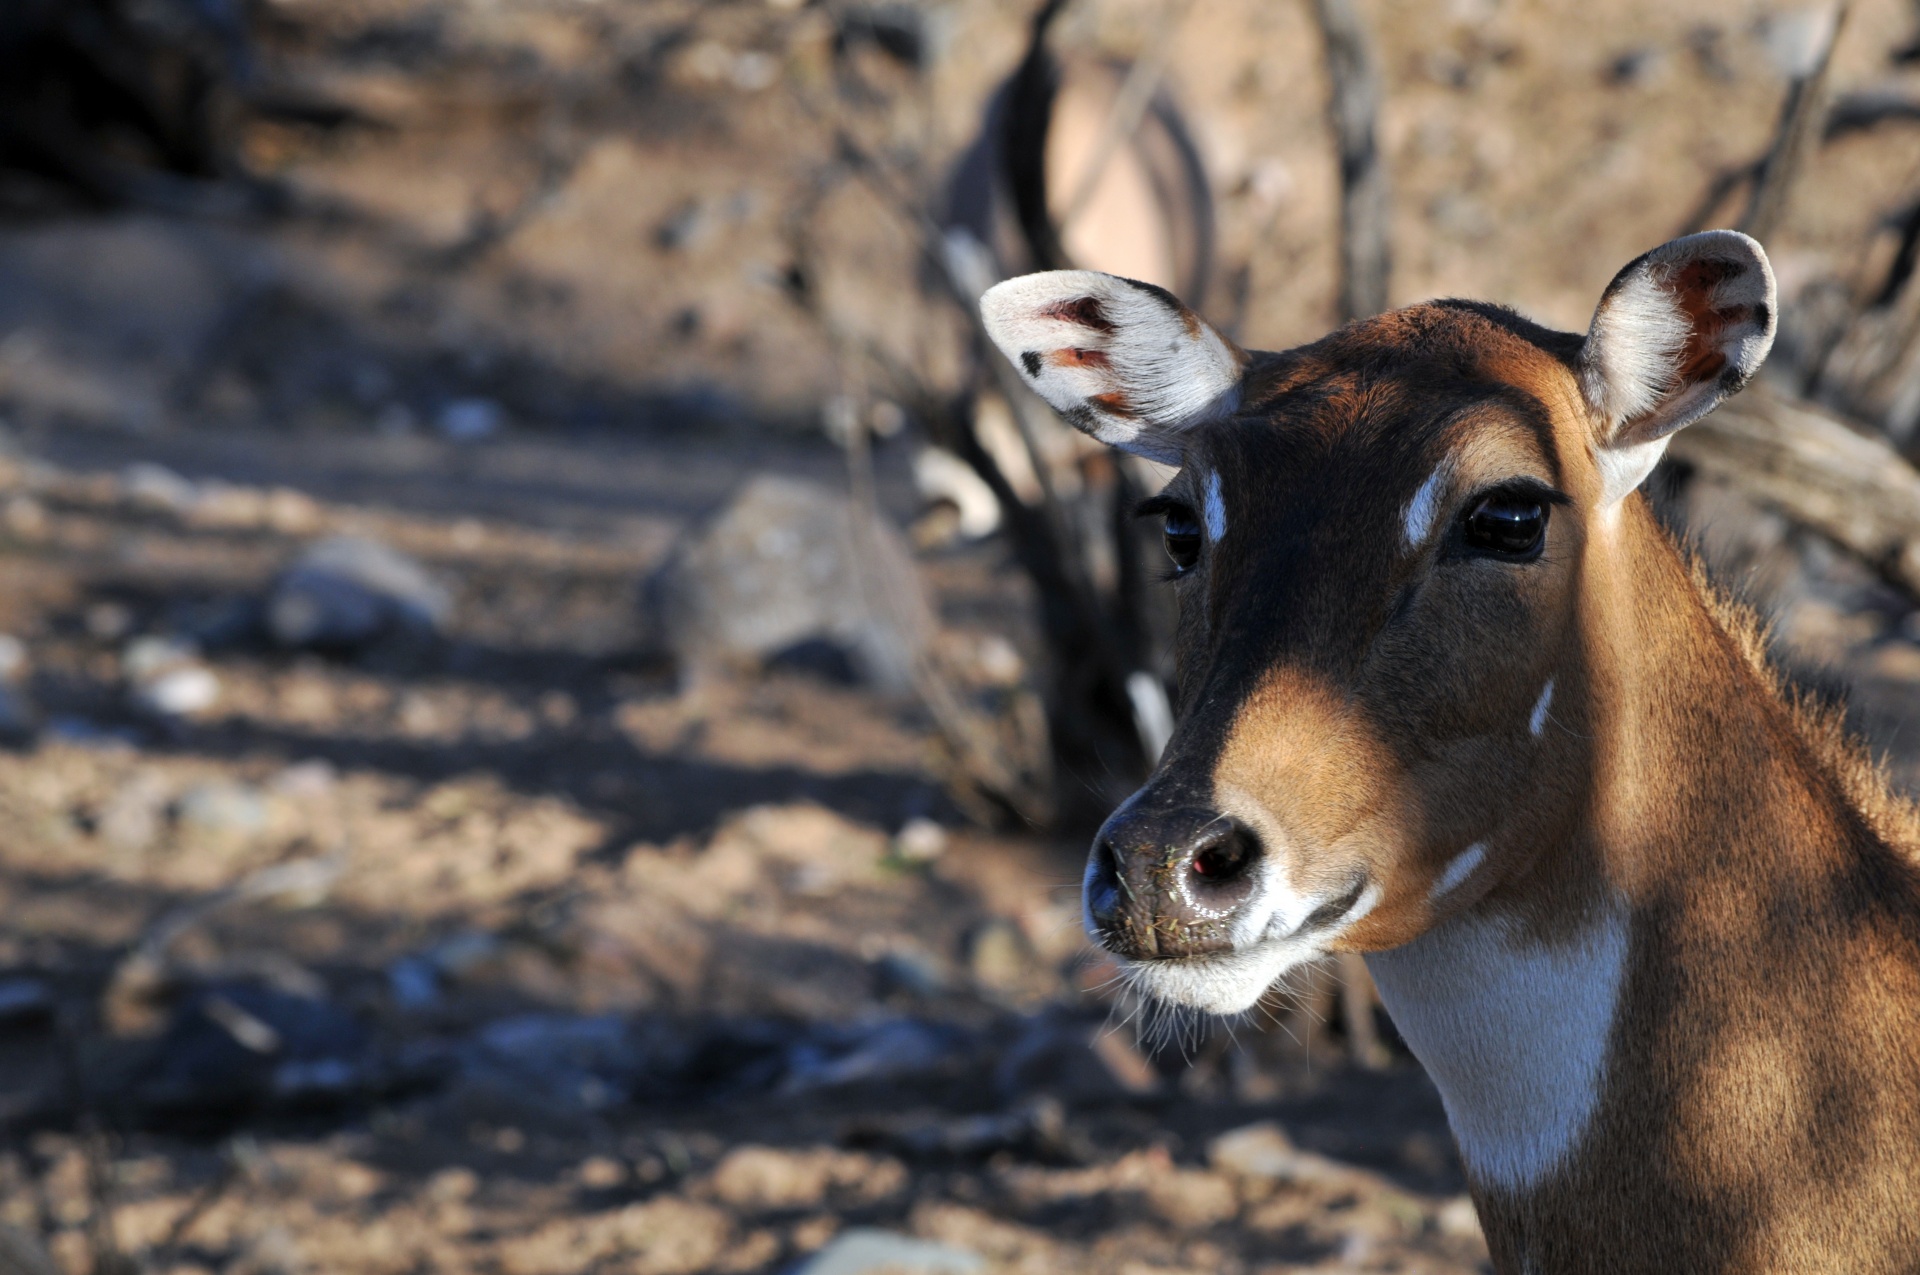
[1462,493,1547,559]
[1163,508,1202,572]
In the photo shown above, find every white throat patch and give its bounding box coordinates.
[1366,904,1630,1191]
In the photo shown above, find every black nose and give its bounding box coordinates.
[1086,804,1264,960]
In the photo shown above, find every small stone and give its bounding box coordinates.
[0,686,34,740]
[137,664,220,716]
[85,601,133,641]
[122,634,197,682]
[121,462,199,513]
[0,978,54,1029]
[437,398,504,442]
[893,818,948,863]
[876,947,947,998]
[1207,1121,1363,1190]
[1436,1195,1482,1239]
[792,1228,983,1275]
[576,1155,627,1189]
[0,634,26,682]
[1208,1122,1298,1180]
[175,781,269,841]
[1144,1169,1238,1229]
[99,773,169,851]
[967,920,1030,995]
[268,536,450,649]
[271,759,337,797]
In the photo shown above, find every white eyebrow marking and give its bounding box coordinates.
[1203,470,1227,543]
[1432,842,1486,900]
[1529,680,1554,737]
[1403,466,1447,548]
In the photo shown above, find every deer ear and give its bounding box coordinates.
[1579,230,1777,505]
[980,271,1247,462]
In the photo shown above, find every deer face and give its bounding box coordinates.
[981,233,1775,1013]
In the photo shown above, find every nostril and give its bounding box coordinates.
[1087,837,1124,918]
[1189,823,1257,885]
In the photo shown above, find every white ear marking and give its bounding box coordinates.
[1578,230,1777,507]
[1404,466,1448,549]
[1203,471,1227,543]
[980,271,1245,461]
[1529,680,1554,737]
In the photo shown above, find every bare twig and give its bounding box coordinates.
[1742,4,1851,244]
[1312,0,1392,321]
[1057,0,1197,233]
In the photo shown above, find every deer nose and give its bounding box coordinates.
[1085,804,1265,960]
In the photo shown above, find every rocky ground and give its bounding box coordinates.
[0,425,1493,1275]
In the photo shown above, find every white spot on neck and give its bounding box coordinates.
[1431,843,1485,900]
[1403,466,1447,548]
[1529,680,1555,737]
[1203,470,1227,543]
[1367,904,1629,1191]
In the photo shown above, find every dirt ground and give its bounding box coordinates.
[6,1,1920,1273]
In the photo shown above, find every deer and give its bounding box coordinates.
[979,231,1920,1274]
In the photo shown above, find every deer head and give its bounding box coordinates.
[981,232,1776,1014]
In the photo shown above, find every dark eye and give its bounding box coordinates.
[1163,509,1202,573]
[1462,494,1547,558]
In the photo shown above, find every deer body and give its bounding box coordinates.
[980,234,1920,1272]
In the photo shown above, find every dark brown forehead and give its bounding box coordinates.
[1243,301,1581,410]
[1199,300,1581,482]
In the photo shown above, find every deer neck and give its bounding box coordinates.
[1367,496,1869,1196]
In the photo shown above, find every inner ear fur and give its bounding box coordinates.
[1579,230,1777,452]
[979,270,1246,462]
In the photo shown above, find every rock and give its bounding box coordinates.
[995,1014,1160,1101]
[874,947,948,998]
[137,983,373,1118]
[174,781,269,842]
[852,1098,1067,1162]
[648,475,936,694]
[122,635,221,716]
[0,977,54,1030]
[0,633,26,681]
[780,1019,960,1093]
[121,461,198,513]
[793,1229,984,1275]
[467,1013,636,1111]
[138,664,221,716]
[1436,1194,1482,1239]
[267,535,450,648]
[1207,1121,1371,1191]
[98,772,170,851]
[0,686,35,741]
[437,397,504,442]
[704,1146,905,1211]
[966,920,1031,997]
[0,1223,60,1275]
[1143,1169,1238,1229]
[892,817,948,864]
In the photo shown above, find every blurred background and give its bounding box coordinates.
[2,0,1920,1271]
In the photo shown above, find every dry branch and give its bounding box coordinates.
[1312,0,1391,321]
[1740,4,1849,243]
[1670,385,1920,594]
